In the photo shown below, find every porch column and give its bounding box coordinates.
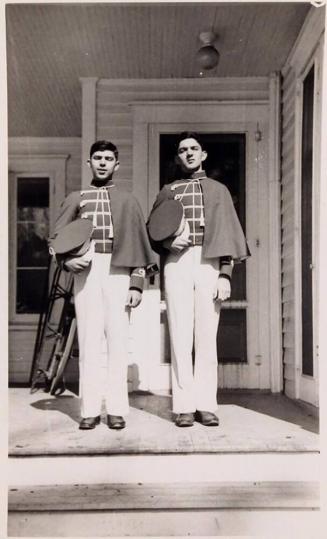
[80,77,98,188]
[268,71,283,392]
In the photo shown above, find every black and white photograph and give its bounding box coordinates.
[3,0,327,536]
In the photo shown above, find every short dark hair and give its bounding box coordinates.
[89,140,119,159]
[175,131,204,153]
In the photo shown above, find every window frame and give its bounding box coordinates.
[10,172,52,323]
[8,154,67,325]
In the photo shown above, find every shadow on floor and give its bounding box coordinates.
[129,391,173,422]
[28,388,318,434]
[129,390,319,434]
[31,394,81,424]
[9,387,318,455]
[29,388,173,426]
[218,391,319,434]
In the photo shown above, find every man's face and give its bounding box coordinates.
[176,138,207,173]
[88,150,119,181]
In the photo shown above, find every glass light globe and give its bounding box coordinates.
[196,45,220,70]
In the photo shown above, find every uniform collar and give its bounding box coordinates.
[90,179,115,189]
[181,170,207,181]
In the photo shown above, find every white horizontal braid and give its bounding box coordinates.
[81,185,114,253]
[171,181,195,189]
[173,179,205,245]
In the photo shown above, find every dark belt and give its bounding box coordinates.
[94,241,113,254]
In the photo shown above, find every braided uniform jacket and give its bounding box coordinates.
[55,182,156,291]
[147,171,250,277]
[170,178,205,246]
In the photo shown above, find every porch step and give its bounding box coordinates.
[8,481,320,537]
[8,452,321,485]
[9,481,319,511]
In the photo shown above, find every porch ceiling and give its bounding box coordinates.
[6,2,310,137]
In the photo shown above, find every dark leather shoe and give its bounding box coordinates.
[175,413,194,427]
[79,416,101,430]
[107,414,126,430]
[195,410,219,426]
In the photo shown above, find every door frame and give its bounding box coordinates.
[293,42,322,406]
[131,93,282,393]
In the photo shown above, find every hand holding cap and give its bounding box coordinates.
[49,218,94,257]
[148,199,184,242]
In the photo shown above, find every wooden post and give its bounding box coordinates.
[268,71,283,393]
[80,77,98,188]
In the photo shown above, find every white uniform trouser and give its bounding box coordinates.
[73,252,130,418]
[164,246,221,414]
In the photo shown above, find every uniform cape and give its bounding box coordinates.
[148,177,250,262]
[109,187,156,268]
[54,186,156,269]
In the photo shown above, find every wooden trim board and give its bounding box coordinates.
[8,481,319,511]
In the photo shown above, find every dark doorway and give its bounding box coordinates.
[159,133,247,363]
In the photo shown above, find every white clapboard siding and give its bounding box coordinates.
[282,110,295,138]
[8,137,82,384]
[96,77,269,192]
[280,67,297,398]
[282,283,295,304]
[284,349,296,372]
[96,77,272,383]
[285,380,296,399]
[282,271,295,289]
[9,328,39,384]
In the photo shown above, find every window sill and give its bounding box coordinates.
[9,320,39,331]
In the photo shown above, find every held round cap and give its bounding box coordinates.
[148,199,184,242]
[49,218,94,256]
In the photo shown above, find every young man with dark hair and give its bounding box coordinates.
[53,140,156,430]
[148,132,249,427]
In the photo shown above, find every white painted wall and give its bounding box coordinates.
[280,7,324,405]
[85,76,283,392]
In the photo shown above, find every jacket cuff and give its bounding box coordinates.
[219,272,232,283]
[129,268,146,292]
[219,258,234,279]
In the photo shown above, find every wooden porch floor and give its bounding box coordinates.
[9,388,319,455]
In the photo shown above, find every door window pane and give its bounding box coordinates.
[159,133,247,364]
[16,177,50,314]
[217,309,247,362]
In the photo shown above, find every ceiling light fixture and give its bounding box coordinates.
[196,30,220,71]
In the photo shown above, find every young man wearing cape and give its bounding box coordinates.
[53,140,156,430]
[147,132,250,427]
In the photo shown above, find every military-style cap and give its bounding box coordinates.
[49,218,94,257]
[148,199,184,242]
